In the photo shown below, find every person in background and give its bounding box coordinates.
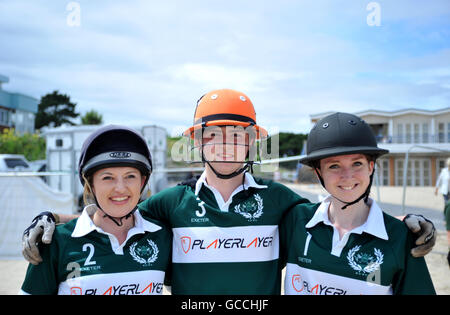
[435,158,450,204]
[434,157,450,267]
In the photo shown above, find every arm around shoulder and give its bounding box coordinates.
[138,185,187,223]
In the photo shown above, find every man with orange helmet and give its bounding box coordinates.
[137,89,309,294]
[183,89,268,180]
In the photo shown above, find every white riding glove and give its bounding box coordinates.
[22,212,57,265]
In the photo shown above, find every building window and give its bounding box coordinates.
[379,159,390,186]
[438,123,445,143]
[396,159,404,186]
[406,160,412,185]
[448,123,450,143]
[0,108,10,125]
[422,123,428,143]
[396,158,431,186]
[423,160,430,186]
[414,123,420,143]
[414,160,420,186]
[405,124,412,143]
[397,124,403,143]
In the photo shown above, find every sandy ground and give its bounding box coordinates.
[424,232,450,295]
[1,185,449,295]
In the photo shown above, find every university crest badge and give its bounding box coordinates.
[234,193,264,222]
[347,245,384,275]
[130,239,159,266]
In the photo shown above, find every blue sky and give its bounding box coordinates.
[0,0,449,135]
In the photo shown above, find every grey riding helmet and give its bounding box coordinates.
[78,125,152,190]
[299,112,388,168]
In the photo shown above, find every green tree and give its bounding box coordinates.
[265,132,307,169]
[35,90,79,129]
[81,109,103,125]
[278,132,307,157]
[0,129,45,161]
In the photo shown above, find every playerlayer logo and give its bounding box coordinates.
[291,274,347,295]
[180,235,274,253]
[58,270,165,295]
[70,282,163,295]
[285,264,393,295]
[172,225,279,263]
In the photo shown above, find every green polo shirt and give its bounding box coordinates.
[137,172,309,294]
[280,197,436,295]
[21,206,172,295]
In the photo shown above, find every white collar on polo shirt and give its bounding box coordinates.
[194,171,267,212]
[71,204,161,254]
[305,196,389,257]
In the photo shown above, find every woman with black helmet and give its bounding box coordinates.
[20,125,171,295]
[281,112,435,295]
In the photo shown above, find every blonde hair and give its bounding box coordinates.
[82,173,96,206]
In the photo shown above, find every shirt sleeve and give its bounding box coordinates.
[137,186,185,224]
[20,242,60,295]
[271,182,311,215]
[279,207,296,269]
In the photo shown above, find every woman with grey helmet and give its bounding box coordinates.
[20,125,171,295]
[280,112,435,295]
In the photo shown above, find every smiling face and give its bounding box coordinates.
[196,125,254,175]
[318,154,374,204]
[91,166,146,217]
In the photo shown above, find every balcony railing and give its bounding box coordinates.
[375,134,449,144]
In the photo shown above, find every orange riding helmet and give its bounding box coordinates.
[183,89,268,140]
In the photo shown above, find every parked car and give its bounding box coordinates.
[28,159,47,172]
[0,154,31,172]
[29,159,47,183]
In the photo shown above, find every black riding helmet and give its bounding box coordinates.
[78,125,153,225]
[299,112,388,209]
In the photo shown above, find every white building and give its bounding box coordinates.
[310,108,450,186]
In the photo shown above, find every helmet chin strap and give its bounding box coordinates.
[83,174,138,227]
[203,156,253,198]
[93,195,137,227]
[315,167,375,210]
[200,144,254,180]
[204,159,254,179]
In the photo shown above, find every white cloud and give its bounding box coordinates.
[0,0,449,135]
[166,63,300,92]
